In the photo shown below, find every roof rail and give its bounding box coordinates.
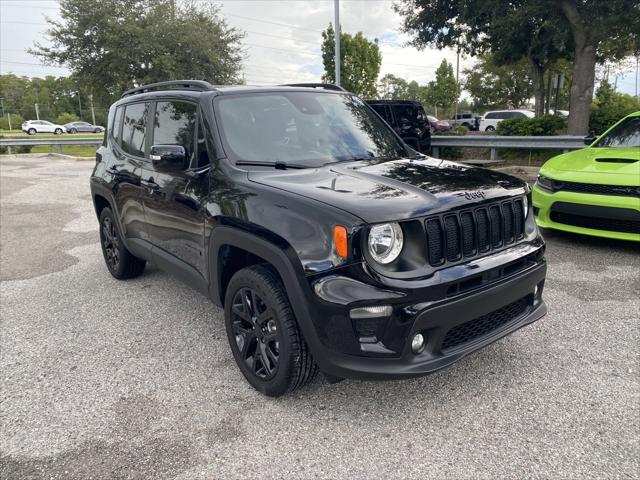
[280,83,345,92]
[121,80,217,98]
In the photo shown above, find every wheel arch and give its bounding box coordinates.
[208,226,322,356]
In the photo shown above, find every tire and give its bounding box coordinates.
[94,128,102,134]
[98,207,146,280]
[69,128,77,134]
[485,126,496,132]
[224,265,317,397]
[54,128,63,135]
[28,128,36,135]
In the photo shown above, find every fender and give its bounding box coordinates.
[90,179,153,262]
[209,226,329,367]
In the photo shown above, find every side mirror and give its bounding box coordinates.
[583,136,597,146]
[150,145,187,172]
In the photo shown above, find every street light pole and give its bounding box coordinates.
[334,0,340,87]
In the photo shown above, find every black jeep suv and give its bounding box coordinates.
[91,80,547,397]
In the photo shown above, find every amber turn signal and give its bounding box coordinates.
[333,226,348,258]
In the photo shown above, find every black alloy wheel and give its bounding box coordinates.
[230,287,280,380]
[101,216,120,271]
[224,265,317,396]
[98,207,145,279]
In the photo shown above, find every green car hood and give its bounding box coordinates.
[541,147,640,183]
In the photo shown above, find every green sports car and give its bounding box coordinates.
[533,111,640,242]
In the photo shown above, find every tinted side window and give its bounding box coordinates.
[112,106,123,143]
[394,105,418,124]
[370,104,393,125]
[485,112,498,119]
[121,103,149,157]
[152,101,197,165]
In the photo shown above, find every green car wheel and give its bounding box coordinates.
[532,111,640,242]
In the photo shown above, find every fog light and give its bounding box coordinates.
[411,333,425,354]
[350,305,392,319]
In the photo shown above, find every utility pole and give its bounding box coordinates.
[89,94,96,125]
[454,48,460,120]
[334,0,340,87]
[78,94,83,120]
[35,103,40,120]
[636,55,639,100]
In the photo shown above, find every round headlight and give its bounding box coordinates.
[368,223,403,264]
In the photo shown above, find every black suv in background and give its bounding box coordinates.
[366,99,431,153]
[91,81,547,397]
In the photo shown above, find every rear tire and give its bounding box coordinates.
[69,128,77,134]
[54,128,62,135]
[28,128,36,135]
[99,207,146,279]
[485,126,496,132]
[94,128,102,133]
[224,265,317,397]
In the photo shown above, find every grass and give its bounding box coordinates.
[1,145,98,157]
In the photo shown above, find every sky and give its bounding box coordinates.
[1,0,638,98]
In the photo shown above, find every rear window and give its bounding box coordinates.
[112,107,123,143]
[121,102,149,157]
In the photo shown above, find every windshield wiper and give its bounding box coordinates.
[235,160,309,170]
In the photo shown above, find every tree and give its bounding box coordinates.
[321,24,382,98]
[31,0,244,107]
[394,1,572,116]
[556,0,640,134]
[426,60,458,116]
[463,54,534,110]
[395,0,639,133]
[589,80,640,134]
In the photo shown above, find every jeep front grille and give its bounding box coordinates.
[425,198,526,267]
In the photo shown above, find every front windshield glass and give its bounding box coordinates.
[216,91,408,166]
[595,116,640,148]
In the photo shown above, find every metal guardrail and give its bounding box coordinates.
[0,137,103,154]
[1,134,586,159]
[430,135,587,160]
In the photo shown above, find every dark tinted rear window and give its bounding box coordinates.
[121,102,149,157]
[112,106,123,143]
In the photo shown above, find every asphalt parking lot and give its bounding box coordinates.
[1,155,638,479]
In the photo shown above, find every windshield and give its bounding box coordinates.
[595,116,640,148]
[215,91,408,166]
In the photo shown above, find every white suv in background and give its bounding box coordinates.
[479,110,534,131]
[21,120,67,135]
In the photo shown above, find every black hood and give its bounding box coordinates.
[248,157,527,223]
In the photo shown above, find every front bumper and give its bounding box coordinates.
[304,244,547,380]
[533,185,640,242]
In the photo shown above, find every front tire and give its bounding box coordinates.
[485,126,496,132]
[99,207,146,279]
[94,128,102,133]
[54,128,63,135]
[224,265,317,397]
[28,128,36,135]
[69,128,77,134]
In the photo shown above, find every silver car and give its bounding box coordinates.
[64,121,104,134]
